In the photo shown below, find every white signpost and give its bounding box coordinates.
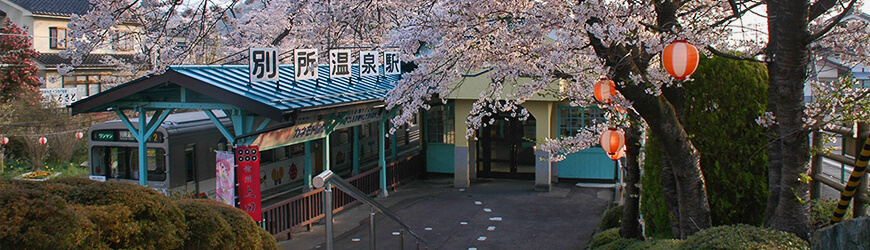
[295,48,319,80]
[329,49,352,78]
[40,88,77,106]
[384,51,401,75]
[249,47,279,82]
[359,51,379,77]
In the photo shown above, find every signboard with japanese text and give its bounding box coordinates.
[249,47,279,82]
[359,51,379,77]
[215,150,235,206]
[235,145,262,221]
[329,49,351,78]
[251,107,383,151]
[384,51,401,75]
[294,48,319,80]
[40,88,77,106]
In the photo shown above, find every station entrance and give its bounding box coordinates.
[476,113,536,179]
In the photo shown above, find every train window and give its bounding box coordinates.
[260,148,276,165]
[130,148,167,181]
[289,144,305,157]
[92,146,166,181]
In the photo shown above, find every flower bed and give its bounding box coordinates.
[14,171,62,181]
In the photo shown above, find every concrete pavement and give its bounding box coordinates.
[278,178,614,250]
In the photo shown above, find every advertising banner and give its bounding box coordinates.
[235,145,262,221]
[215,150,235,206]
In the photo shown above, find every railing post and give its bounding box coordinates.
[399,229,405,250]
[325,185,334,250]
[370,206,376,250]
[855,122,868,217]
[811,129,823,199]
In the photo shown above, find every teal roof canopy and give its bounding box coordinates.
[70,64,400,122]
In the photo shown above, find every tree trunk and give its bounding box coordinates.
[766,0,813,241]
[620,111,644,240]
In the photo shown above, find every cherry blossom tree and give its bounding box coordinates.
[64,0,870,240]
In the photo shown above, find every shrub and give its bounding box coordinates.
[174,199,234,249]
[599,205,623,231]
[588,228,621,249]
[65,181,186,249]
[207,199,278,249]
[810,198,852,229]
[0,188,98,249]
[680,224,808,249]
[598,238,640,250]
[627,239,684,250]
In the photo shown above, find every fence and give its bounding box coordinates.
[810,122,870,217]
[262,153,424,239]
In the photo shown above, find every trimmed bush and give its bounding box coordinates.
[0,188,99,249]
[174,199,235,249]
[588,228,621,249]
[627,239,684,250]
[65,181,186,249]
[599,205,623,231]
[598,238,640,250]
[680,224,808,249]
[207,198,278,249]
[810,198,852,229]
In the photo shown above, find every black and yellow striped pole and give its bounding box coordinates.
[831,135,870,223]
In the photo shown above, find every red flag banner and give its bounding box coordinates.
[235,145,262,221]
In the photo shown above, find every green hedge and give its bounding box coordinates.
[0,178,278,249]
[589,228,621,249]
[680,224,807,249]
[641,55,769,236]
[599,205,624,231]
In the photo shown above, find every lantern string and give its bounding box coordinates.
[1,128,88,137]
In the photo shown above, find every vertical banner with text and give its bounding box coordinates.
[235,145,262,221]
[215,150,235,206]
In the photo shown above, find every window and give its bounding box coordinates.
[425,104,454,144]
[49,27,67,49]
[92,146,166,181]
[63,75,103,97]
[558,106,605,138]
[112,32,135,51]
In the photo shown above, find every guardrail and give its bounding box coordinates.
[262,153,423,239]
[810,123,870,217]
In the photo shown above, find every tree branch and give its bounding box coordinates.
[808,0,857,42]
[809,0,840,21]
[705,45,764,63]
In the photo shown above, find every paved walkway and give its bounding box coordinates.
[278,178,614,250]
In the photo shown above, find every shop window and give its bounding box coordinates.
[425,103,454,144]
[558,106,604,138]
[49,27,68,49]
[113,32,135,51]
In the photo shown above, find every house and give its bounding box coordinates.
[0,0,136,99]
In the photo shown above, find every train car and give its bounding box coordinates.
[88,110,420,200]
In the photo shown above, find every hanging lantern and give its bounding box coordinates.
[615,106,628,116]
[38,136,47,146]
[662,40,699,80]
[600,128,625,160]
[75,131,84,140]
[594,78,616,104]
[1,136,8,145]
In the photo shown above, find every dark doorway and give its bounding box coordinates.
[477,114,536,179]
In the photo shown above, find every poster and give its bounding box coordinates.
[235,145,262,221]
[215,150,235,206]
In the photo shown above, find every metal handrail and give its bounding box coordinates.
[313,170,429,249]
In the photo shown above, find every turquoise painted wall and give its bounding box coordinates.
[558,147,615,180]
[426,144,455,173]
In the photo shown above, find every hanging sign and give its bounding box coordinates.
[359,51,379,77]
[249,47,279,82]
[384,51,401,75]
[215,150,235,206]
[295,48,319,80]
[235,145,262,221]
[329,49,351,78]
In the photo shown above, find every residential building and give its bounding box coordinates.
[0,0,136,99]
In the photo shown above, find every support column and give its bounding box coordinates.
[324,134,331,171]
[116,107,171,187]
[379,119,388,197]
[352,126,360,175]
[391,129,397,160]
[304,141,313,190]
[535,148,552,191]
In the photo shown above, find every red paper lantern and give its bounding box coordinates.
[594,78,616,104]
[38,136,47,145]
[662,40,699,80]
[1,136,8,145]
[600,128,625,160]
[75,131,84,140]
